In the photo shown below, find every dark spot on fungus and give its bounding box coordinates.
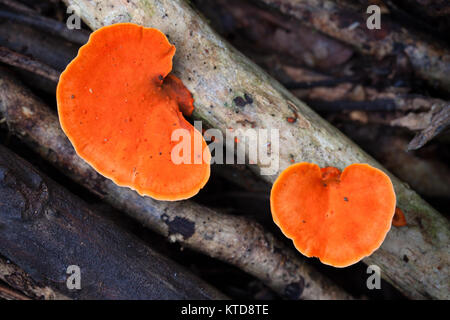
[158,75,163,81]
[284,280,305,300]
[403,255,409,263]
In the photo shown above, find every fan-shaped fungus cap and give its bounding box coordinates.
[270,163,396,267]
[57,23,210,201]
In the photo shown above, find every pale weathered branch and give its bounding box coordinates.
[62,0,449,299]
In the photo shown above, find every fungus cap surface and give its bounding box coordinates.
[270,163,396,267]
[57,23,210,201]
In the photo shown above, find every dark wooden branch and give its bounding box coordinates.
[256,0,450,93]
[0,9,89,45]
[0,0,36,15]
[0,145,226,300]
[0,46,60,82]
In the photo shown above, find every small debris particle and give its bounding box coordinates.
[287,117,296,123]
[344,197,349,202]
[71,94,75,99]
[244,93,253,104]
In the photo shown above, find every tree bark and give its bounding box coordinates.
[0,145,226,300]
[255,0,450,93]
[0,256,69,300]
[61,0,449,299]
[0,69,350,300]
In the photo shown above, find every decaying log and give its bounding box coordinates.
[0,145,226,300]
[0,256,69,300]
[0,70,351,300]
[63,0,449,299]
[255,0,450,93]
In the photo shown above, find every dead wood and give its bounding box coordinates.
[0,8,89,45]
[0,46,59,82]
[0,144,227,300]
[0,0,36,15]
[0,283,31,300]
[406,105,450,151]
[0,70,351,300]
[0,21,78,71]
[255,0,450,93]
[0,256,69,300]
[336,122,450,200]
[63,0,449,299]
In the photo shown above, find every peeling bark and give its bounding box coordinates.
[60,0,449,299]
[0,69,350,300]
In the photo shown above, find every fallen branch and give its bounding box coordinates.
[0,8,89,45]
[0,69,350,300]
[0,46,60,82]
[0,144,226,300]
[63,0,449,299]
[255,0,450,93]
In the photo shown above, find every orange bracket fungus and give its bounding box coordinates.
[392,207,407,227]
[57,23,210,201]
[270,163,396,267]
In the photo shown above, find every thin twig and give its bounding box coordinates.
[0,46,60,82]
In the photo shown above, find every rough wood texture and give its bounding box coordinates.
[0,46,60,82]
[255,0,450,93]
[62,0,449,299]
[0,70,350,300]
[0,256,69,300]
[0,145,227,300]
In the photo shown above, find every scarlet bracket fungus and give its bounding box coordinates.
[270,163,396,267]
[392,207,407,227]
[57,23,210,201]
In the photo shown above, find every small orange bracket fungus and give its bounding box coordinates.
[392,207,407,227]
[270,163,396,267]
[57,23,210,201]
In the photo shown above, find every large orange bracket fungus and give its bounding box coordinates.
[270,163,396,267]
[57,23,210,201]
